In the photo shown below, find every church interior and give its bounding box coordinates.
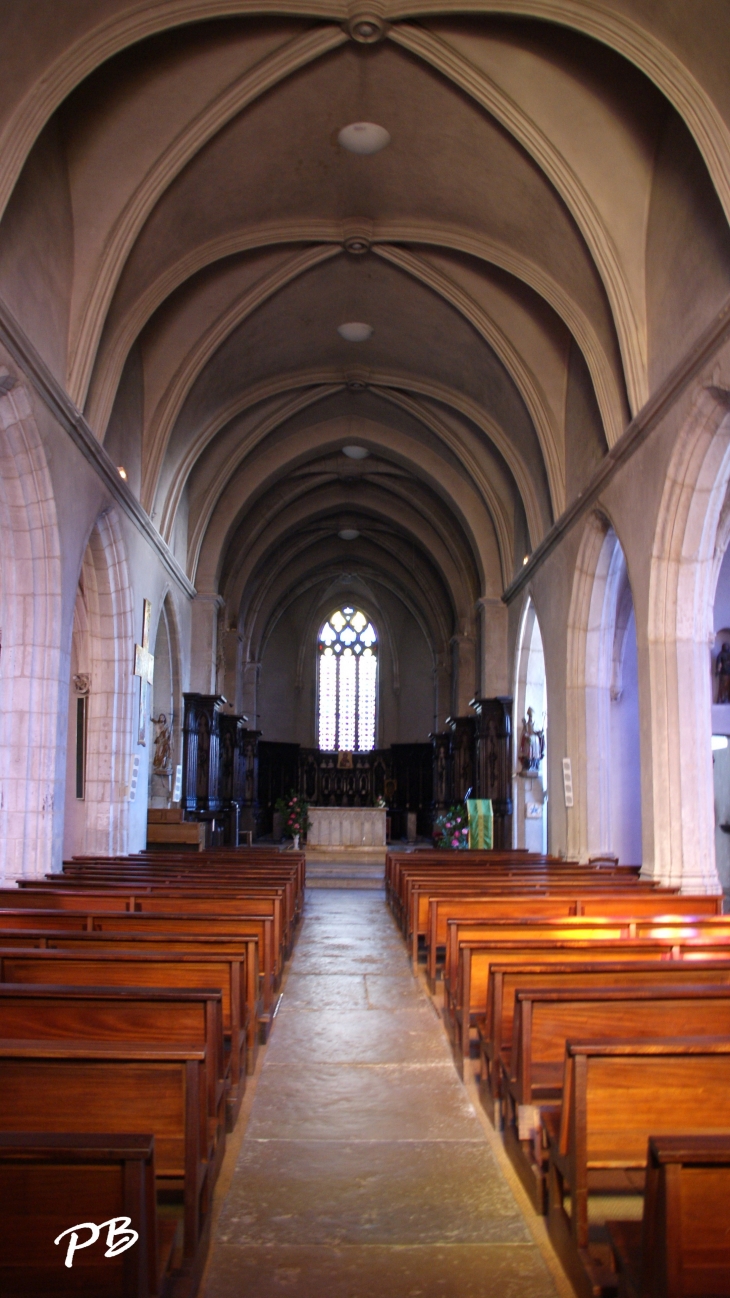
[3,3,730,1296]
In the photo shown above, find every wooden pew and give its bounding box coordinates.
[0,923,263,1070]
[0,1132,168,1298]
[3,889,289,973]
[42,868,303,949]
[0,984,227,1158]
[427,892,720,983]
[0,947,249,1124]
[501,985,730,1210]
[546,1039,730,1298]
[0,1040,209,1271]
[448,920,730,1058]
[403,871,661,950]
[0,908,272,1036]
[607,1134,730,1298]
[479,957,730,1116]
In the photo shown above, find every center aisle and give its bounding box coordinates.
[203,889,561,1298]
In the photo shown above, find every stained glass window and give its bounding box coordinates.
[317,606,378,751]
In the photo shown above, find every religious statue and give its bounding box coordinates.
[717,642,730,704]
[151,712,173,775]
[518,706,545,775]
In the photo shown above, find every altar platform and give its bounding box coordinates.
[305,806,386,887]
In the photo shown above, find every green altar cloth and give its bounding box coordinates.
[467,798,493,850]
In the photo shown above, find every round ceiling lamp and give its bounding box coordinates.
[338,528,360,541]
[337,122,391,155]
[338,322,373,342]
[342,446,370,459]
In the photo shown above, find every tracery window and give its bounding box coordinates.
[317,606,377,751]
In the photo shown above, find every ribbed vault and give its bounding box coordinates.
[3,2,730,728]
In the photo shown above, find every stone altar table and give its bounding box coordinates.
[308,806,386,849]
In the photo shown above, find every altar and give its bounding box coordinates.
[308,806,386,849]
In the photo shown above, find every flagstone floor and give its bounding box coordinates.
[202,889,564,1298]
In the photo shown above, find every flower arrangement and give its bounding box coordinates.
[274,791,312,840]
[374,795,387,808]
[433,803,470,849]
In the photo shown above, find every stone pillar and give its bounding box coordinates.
[478,597,509,696]
[189,593,224,694]
[241,660,261,729]
[433,652,451,731]
[451,633,476,716]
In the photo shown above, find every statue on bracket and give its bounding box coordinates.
[717,642,730,704]
[151,712,173,775]
[518,707,545,776]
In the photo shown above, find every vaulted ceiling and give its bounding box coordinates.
[3,2,730,666]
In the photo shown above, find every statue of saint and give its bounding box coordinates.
[151,712,173,774]
[518,706,545,775]
[717,643,730,704]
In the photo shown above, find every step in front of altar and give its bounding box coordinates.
[305,846,385,888]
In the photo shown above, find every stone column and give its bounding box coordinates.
[241,660,261,729]
[477,597,508,696]
[450,632,476,717]
[189,593,224,694]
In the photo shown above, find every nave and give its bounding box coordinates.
[203,887,562,1298]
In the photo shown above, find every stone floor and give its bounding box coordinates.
[202,889,564,1298]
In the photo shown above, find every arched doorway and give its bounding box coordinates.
[513,598,547,852]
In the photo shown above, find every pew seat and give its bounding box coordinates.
[0,1041,209,1272]
[607,1134,730,1298]
[546,1039,730,1298]
[0,1132,173,1297]
[501,985,730,1211]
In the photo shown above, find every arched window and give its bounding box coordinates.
[318,606,377,751]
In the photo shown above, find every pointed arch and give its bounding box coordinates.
[647,388,730,892]
[64,507,135,856]
[0,381,63,880]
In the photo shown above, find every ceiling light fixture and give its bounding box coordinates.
[338,122,390,155]
[523,554,530,566]
[338,322,373,342]
[342,446,370,460]
[339,529,360,541]
[118,466,128,481]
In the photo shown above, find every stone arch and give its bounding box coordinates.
[566,512,642,864]
[513,595,547,852]
[63,507,134,856]
[149,591,183,806]
[647,387,730,892]
[0,380,63,880]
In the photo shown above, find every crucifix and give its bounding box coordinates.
[133,598,154,746]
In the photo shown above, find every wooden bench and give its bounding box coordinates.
[0,947,249,1124]
[0,1041,209,1271]
[479,957,730,1116]
[0,983,227,1158]
[501,984,730,1210]
[430,893,721,985]
[0,908,271,1044]
[546,1039,730,1298]
[607,1134,730,1298]
[448,923,730,1058]
[4,889,289,972]
[0,1132,169,1297]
